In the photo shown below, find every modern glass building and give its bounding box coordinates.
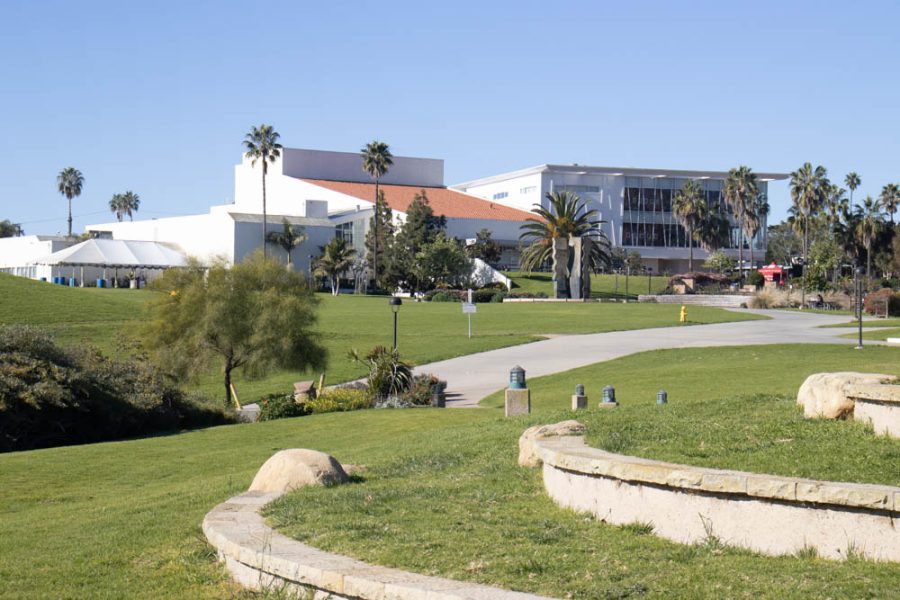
[453,164,789,274]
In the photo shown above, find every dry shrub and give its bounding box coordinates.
[748,287,790,309]
[823,290,854,310]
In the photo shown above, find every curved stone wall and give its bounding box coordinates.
[847,383,900,438]
[531,432,900,561]
[203,491,553,600]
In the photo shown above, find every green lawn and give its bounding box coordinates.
[839,327,900,341]
[0,273,762,402]
[821,317,900,328]
[3,342,899,598]
[504,270,669,298]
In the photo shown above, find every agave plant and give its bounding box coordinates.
[348,346,412,401]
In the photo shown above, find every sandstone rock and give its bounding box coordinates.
[518,420,586,467]
[796,372,897,419]
[248,449,349,493]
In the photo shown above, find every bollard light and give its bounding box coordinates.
[657,390,668,405]
[389,297,402,350]
[509,365,526,389]
[575,383,585,396]
[602,385,616,404]
[855,267,864,350]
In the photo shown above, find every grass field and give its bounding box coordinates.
[505,270,669,298]
[0,273,763,402]
[821,317,900,328]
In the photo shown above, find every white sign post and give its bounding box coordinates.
[462,289,476,338]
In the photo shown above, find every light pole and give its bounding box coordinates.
[308,255,315,289]
[647,266,653,295]
[855,266,864,350]
[389,297,402,350]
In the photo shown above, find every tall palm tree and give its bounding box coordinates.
[266,218,307,270]
[879,183,900,225]
[823,184,848,233]
[845,172,861,207]
[57,167,84,237]
[671,179,709,272]
[361,141,393,289]
[722,166,759,279]
[243,125,282,257]
[743,193,770,269]
[790,162,828,303]
[519,190,610,272]
[314,237,357,296]
[855,196,883,280]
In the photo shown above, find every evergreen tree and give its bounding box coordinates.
[364,190,395,290]
[391,190,446,291]
[466,228,502,265]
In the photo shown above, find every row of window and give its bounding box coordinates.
[624,187,724,213]
[492,191,509,200]
[621,221,763,250]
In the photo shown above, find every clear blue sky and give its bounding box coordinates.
[1,0,897,235]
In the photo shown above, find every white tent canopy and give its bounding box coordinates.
[31,239,187,269]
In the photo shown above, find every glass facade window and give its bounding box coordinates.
[556,184,600,194]
[335,222,353,245]
[493,191,508,200]
[520,186,537,194]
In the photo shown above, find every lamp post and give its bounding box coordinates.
[647,266,653,295]
[855,266,864,350]
[389,297,402,350]
[308,255,315,289]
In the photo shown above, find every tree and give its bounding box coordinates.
[109,190,140,222]
[723,166,759,278]
[0,219,23,237]
[703,251,736,274]
[57,167,84,238]
[519,190,610,272]
[243,124,282,258]
[671,179,709,272]
[743,193,769,269]
[266,218,306,270]
[363,190,395,289]
[361,140,393,290]
[855,196,883,280]
[790,162,828,297]
[414,233,472,287]
[390,190,446,291]
[466,228,503,265]
[845,172,861,206]
[314,237,357,296]
[142,252,325,406]
[765,221,802,265]
[879,183,900,225]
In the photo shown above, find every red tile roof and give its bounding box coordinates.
[303,179,537,222]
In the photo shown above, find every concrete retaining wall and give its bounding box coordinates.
[847,383,900,438]
[638,294,751,307]
[532,435,899,561]
[203,491,553,599]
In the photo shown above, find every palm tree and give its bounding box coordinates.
[518,190,610,273]
[361,141,393,289]
[823,184,848,232]
[723,166,759,279]
[57,167,84,237]
[109,191,141,221]
[266,218,307,270]
[243,125,283,257]
[879,183,899,225]
[845,172,861,207]
[671,179,709,272]
[855,196,883,280]
[744,193,769,269]
[314,237,357,296]
[790,162,828,303]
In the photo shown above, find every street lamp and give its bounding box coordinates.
[647,266,653,295]
[389,297,402,350]
[855,266,864,350]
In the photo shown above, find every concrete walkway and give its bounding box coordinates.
[415,310,871,408]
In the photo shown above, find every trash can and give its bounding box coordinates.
[96,278,106,288]
[68,277,76,287]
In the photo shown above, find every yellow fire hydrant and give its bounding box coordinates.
[679,305,687,323]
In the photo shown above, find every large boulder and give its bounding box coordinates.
[797,372,897,419]
[248,449,349,493]
[518,420,586,467]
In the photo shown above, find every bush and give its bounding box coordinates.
[349,346,413,402]
[305,387,372,414]
[490,292,506,303]
[258,393,307,421]
[863,288,900,316]
[747,287,791,309]
[402,373,446,406]
[430,291,456,302]
[0,326,232,452]
[745,271,765,288]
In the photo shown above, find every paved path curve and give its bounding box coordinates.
[414,309,870,408]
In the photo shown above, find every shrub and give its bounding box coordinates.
[863,288,900,316]
[402,373,446,406]
[747,287,790,309]
[430,292,455,302]
[0,326,232,452]
[823,290,854,310]
[349,346,413,401]
[305,387,372,414]
[258,393,307,421]
[490,292,506,303]
[745,271,764,288]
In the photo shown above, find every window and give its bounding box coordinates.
[335,222,353,245]
[556,185,600,194]
[493,191,508,200]
[520,186,537,195]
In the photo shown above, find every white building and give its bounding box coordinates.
[454,164,789,274]
[0,235,77,280]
